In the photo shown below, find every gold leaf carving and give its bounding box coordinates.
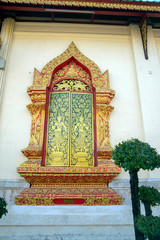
[33,68,44,85]
[2,0,160,12]
[96,70,109,91]
[16,42,122,206]
[35,42,102,88]
[22,104,45,158]
[96,105,113,151]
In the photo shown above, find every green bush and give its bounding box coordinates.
[112,139,160,172]
[0,197,8,219]
[112,138,160,240]
[139,186,160,207]
[136,215,160,240]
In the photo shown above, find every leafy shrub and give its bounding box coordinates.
[0,197,8,219]
[112,139,160,172]
[139,186,160,207]
[136,215,160,240]
[112,138,160,240]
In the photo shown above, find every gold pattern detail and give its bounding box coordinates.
[46,92,70,166]
[16,42,122,205]
[33,68,44,85]
[140,19,148,60]
[46,92,94,167]
[30,43,113,94]
[52,61,92,88]
[17,159,121,174]
[71,92,94,167]
[15,185,122,205]
[96,70,109,92]
[96,105,113,151]
[53,79,90,91]
[31,42,110,91]
[96,92,115,105]
[22,104,45,158]
[27,87,46,103]
[2,0,160,12]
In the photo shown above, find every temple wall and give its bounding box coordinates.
[0,21,160,204]
[148,28,160,179]
[154,29,160,63]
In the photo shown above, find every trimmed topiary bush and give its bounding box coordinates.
[112,138,160,240]
[0,197,8,219]
[136,215,160,240]
[139,186,160,216]
[112,139,160,172]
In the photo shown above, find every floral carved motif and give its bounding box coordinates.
[16,42,122,205]
[96,105,113,152]
[22,104,45,158]
[32,42,111,91]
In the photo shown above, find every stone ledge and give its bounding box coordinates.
[110,178,160,188]
[0,205,159,240]
[0,205,133,226]
[0,179,29,188]
[0,232,135,240]
[0,205,135,240]
[110,178,160,204]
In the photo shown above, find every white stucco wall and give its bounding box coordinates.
[156,38,160,64]
[0,22,159,180]
[148,29,160,179]
[154,29,160,64]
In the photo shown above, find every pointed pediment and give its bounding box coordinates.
[33,42,110,90]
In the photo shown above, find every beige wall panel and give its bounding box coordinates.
[150,30,160,179]
[155,38,160,64]
[0,23,145,179]
[154,29,160,65]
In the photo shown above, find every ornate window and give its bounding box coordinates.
[42,60,97,167]
[16,43,121,206]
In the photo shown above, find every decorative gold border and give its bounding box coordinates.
[70,92,94,167]
[140,19,148,60]
[21,42,115,160]
[16,42,122,205]
[16,196,122,206]
[2,0,160,12]
[45,92,70,167]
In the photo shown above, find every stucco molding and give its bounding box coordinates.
[0,18,15,103]
[14,22,130,36]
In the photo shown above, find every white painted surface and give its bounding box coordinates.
[0,205,159,240]
[154,29,160,64]
[0,205,135,240]
[0,22,144,180]
[130,25,160,179]
[130,25,160,150]
[0,18,15,102]
[155,39,160,64]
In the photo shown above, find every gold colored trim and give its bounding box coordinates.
[16,42,122,205]
[2,0,160,12]
[70,92,94,167]
[140,19,148,60]
[45,92,70,167]
[32,43,111,92]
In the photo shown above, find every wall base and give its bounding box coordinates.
[1,178,159,205]
[0,179,160,240]
[15,185,122,206]
[0,205,135,240]
[0,205,160,240]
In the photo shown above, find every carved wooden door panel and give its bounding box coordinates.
[45,91,94,167]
